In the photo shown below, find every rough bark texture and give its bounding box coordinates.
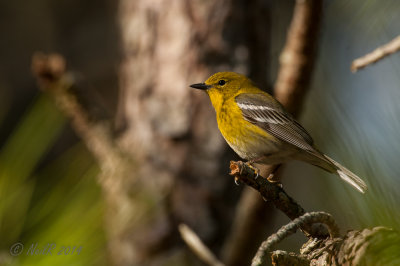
[298,227,400,265]
[116,0,271,265]
[116,1,227,264]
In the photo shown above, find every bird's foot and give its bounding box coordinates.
[267,173,283,188]
[245,161,260,179]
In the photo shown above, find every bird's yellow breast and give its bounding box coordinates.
[215,97,279,160]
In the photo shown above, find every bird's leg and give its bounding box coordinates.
[246,158,282,187]
[267,164,282,187]
[245,160,260,179]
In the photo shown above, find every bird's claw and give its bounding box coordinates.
[267,173,283,188]
[262,196,268,202]
[245,162,260,179]
[234,177,241,186]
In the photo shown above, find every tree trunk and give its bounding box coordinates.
[114,0,272,265]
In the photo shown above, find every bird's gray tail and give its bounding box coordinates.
[323,154,367,193]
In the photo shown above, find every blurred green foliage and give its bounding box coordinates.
[0,95,106,265]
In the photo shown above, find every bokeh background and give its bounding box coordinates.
[0,0,399,265]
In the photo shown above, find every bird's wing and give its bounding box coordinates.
[235,93,315,152]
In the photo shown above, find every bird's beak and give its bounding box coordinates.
[190,83,211,90]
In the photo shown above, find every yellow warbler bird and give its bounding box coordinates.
[190,72,367,193]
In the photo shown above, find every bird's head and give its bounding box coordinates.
[190,72,256,110]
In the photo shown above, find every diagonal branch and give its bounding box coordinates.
[351,35,400,72]
[230,161,329,238]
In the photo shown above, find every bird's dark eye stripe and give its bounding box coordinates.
[218,80,226,85]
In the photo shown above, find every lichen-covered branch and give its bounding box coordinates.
[271,250,310,266]
[302,226,400,265]
[251,212,339,266]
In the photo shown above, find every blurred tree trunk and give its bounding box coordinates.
[115,1,231,265]
[113,0,272,265]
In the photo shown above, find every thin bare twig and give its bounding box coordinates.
[179,224,225,266]
[251,212,339,266]
[351,35,400,72]
[31,52,119,168]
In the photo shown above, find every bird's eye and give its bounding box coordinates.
[218,80,226,86]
